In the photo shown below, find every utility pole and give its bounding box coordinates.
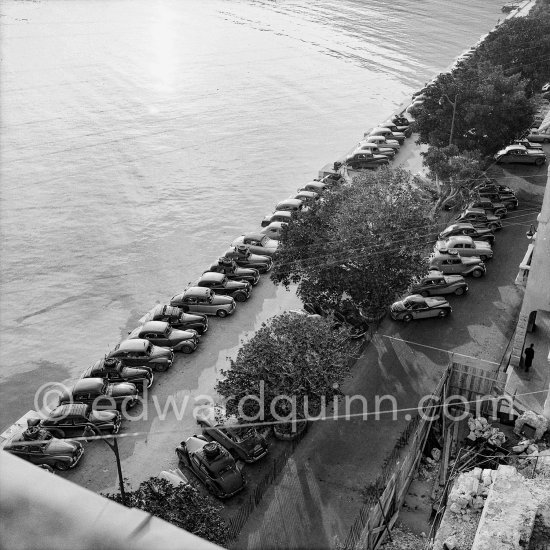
[441,93,459,146]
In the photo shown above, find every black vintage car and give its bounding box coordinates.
[127,321,199,353]
[81,358,153,390]
[58,378,139,411]
[31,404,121,438]
[107,339,174,372]
[222,246,272,273]
[195,406,268,463]
[2,426,83,471]
[139,304,208,334]
[176,435,245,499]
[205,258,260,286]
[438,223,495,246]
[194,273,251,303]
[454,209,502,231]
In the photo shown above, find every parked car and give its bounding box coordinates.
[380,120,413,138]
[260,221,287,241]
[81,358,153,390]
[127,321,199,353]
[355,141,396,159]
[475,188,518,210]
[194,272,251,302]
[205,257,260,286]
[292,190,319,204]
[299,181,327,194]
[410,272,468,297]
[493,145,546,166]
[176,435,245,499]
[390,295,452,322]
[344,151,389,170]
[363,134,400,150]
[195,406,268,463]
[170,287,236,317]
[527,127,550,143]
[231,233,278,257]
[429,250,486,278]
[139,304,208,334]
[370,127,406,145]
[318,172,342,185]
[391,115,411,127]
[274,198,303,213]
[107,339,174,372]
[261,210,294,228]
[2,426,83,471]
[467,197,507,218]
[454,208,502,231]
[222,246,273,273]
[30,404,121,438]
[435,235,493,261]
[513,139,543,150]
[438,223,495,246]
[58,378,139,411]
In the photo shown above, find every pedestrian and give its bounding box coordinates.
[524,343,535,372]
[82,424,95,442]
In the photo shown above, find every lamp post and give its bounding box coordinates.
[89,426,127,505]
[439,93,459,146]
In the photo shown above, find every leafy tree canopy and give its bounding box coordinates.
[216,313,353,421]
[414,64,534,156]
[270,167,435,316]
[421,145,485,211]
[104,477,229,545]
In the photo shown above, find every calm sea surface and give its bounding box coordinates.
[0,0,503,427]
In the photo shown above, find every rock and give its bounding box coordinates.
[443,534,459,549]
[473,467,483,481]
[431,448,442,461]
[449,502,462,514]
[526,444,538,455]
[482,469,493,487]
[512,442,529,453]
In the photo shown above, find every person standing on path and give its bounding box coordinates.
[524,343,535,372]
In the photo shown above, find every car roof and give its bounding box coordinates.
[404,295,426,302]
[184,287,211,298]
[423,273,445,280]
[74,378,104,393]
[276,198,302,207]
[462,208,485,215]
[265,221,285,229]
[142,320,169,332]
[271,210,292,218]
[445,235,474,244]
[117,339,149,352]
[49,404,89,418]
[243,232,266,241]
[504,145,526,152]
[200,272,225,283]
[444,223,474,231]
[295,190,318,197]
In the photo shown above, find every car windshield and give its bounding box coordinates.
[261,236,270,246]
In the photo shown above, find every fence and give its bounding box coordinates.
[342,365,451,550]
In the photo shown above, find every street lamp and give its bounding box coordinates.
[439,93,459,146]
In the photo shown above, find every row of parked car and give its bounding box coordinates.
[390,179,519,322]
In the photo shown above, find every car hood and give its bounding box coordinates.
[150,346,173,360]
[47,439,82,455]
[247,253,272,263]
[443,274,466,284]
[462,257,484,265]
[473,240,492,249]
[425,297,449,306]
[224,280,249,290]
[180,312,207,323]
[234,267,259,277]
[108,382,137,397]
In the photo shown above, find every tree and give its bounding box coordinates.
[270,167,435,316]
[421,145,485,212]
[216,313,353,422]
[477,2,550,95]
[414,63,534,156]
[104,477,229,545]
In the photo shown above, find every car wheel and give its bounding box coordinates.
[181,345,194,354]
[420,291,429,297]
[471,269,483,278]
[454,287,465,296]
[535,157,545,166]
[403,314,413,323]
[234,292,247,303]
[488,223,498,231]
[155,363,168,372]
[54,461,70,471]
[438,310,449,318]
[216,309,228,318]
